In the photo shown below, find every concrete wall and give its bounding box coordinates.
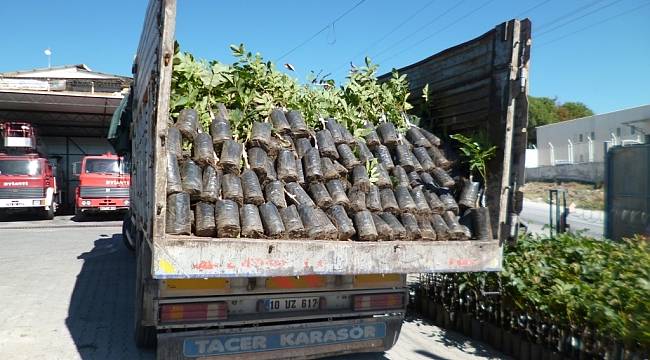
[536,105,650,166]
[525,162,604,184]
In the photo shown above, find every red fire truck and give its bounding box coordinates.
[74,152,130,217]
[0,122,58,219]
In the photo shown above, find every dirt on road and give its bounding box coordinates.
[522,181,604,210]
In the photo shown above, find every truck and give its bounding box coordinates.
[73,152,130,217]
[123,1,529,358]
[0,122,58,219]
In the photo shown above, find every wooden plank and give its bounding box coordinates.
[152,237,502,278]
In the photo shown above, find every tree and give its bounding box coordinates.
[527,96,594,146]
[557,102,594,121]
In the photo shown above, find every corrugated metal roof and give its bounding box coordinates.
[0,64,130,81]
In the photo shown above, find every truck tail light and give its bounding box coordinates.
[159,302,227,323]
[353,293,403,311]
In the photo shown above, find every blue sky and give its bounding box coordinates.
[0,0,648,113]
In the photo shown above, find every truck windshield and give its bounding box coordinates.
[84,159,129,174]
[0,159,41,176]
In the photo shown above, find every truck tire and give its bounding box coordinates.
[74,206,84,221]
[134,233,156,348]
[122,215,135,251]
[43,202,55,220]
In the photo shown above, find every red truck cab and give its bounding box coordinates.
[74,153,130,216]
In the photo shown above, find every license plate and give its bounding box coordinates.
[8,201,25,207]
[99,206,116,211]
[264,297,319,312]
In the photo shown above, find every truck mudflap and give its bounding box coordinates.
[157,316,402,359]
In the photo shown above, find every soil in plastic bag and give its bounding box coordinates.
[270,108,291,135]
[406,127,432,148]
[332,160,348,177]
[298,205,337,240]
[408,171,422,188]
[431,214,450,240]
[265,158,277,183]
[374,163,392,189]
[356,140,374,164]
[247,147,268,180]
[250,122,272,151]
[194,202,217,237]
[276,149,299,182]
[210,120,232,146]
[167,126,183,160]
[327,204,356,240]
[264,180,287,209]
[392,166,409,187]
[351,165,370,193]
[439,191,459,214]
[377,122,398,147]
[395,144,415,172]
[459,225,472,240]
[220,140,243,175]
[458,180,480,209]
[423,189,445,214]
[295,156,306,185]
[214,103,230,122]
[366,184,382,212]
[241,169,265,205]
[401,137,413,150]
[417,216,437,241]
[373,145,395,171]
[336,144,360,170]
[166,152,183,194]
[201,165,221,202]
[395,185,417,213]
[177,109,199,140]
[302,147,323,182]
[431,168,455,188]
[259,202,286,238]
[365,127,381,149]
[348,189,366,212]
[420,128,441,146]
[325,118,345,145]
[309,182,333,209]
[354,210,378,241]
[316,129,339,159]
[321,157,340,180]
[180,159,202,197]
[379,188,399,214]
[341,126,356,146]
[221,173,244,205]
[411,186,431,215]
[400,213,421,240]
[285,182,316,208]
[470,207,492,240]
[215,199,241,237]
[442,211,465,240]
[372,213,393,241]
[412,147,435,172]
[295,138,313,159]
[165,192,191,235]
[279,205,305,238]
[410,151,424,173]
[419,172,435,187]
[326,179,350,208]
[428,146,451,169]
[193,132,215,166]
[285,110,309,138]
[240,203,264,238]
[380,212,407,240]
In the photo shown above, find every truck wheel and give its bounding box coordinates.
[43,202,55,220]
[134,234,156,348]
[122,215,135,251]
[74,207,83,221]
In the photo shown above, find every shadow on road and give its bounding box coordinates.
[65,233,153,359]
[73,212,127,223]
[0,211,49,222]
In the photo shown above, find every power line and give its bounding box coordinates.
[275,0,367,62]
[515,0,554,18]
[377,0,496,65]
[535,0,604,32]
[536,0,624,38]
[536,1,650,48]
[333,0,439,75]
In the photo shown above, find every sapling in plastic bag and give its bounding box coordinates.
[194,202,217,237]
[395,185,417,213]
[298,205,337,240]
[395,144,415,172]
[379,188,399,214]
[166,152,183,194]
[423,189,445,214]
[248,147,268,180]
[419,172,435,187]
[221,173,243,205]
[417,216,437,241]
[431,167,455,188]
[259,202,286,238]
[356,140,374,164]
[377,122,398,147]
[276,149,299,182]
[309,182,333,209]
[165,192,191,235]
[265,158,277,183]
[279,205,305,238]
[336,143,360,170]
[458,180,480,209]
[240,204,264,238]
[241,169,265,205]
[420,128,441,146]
[411,186,431,215]
[167,126,182,160]
[366,184,382,212]
[392,166,409,187]
[470,207,492,240]
[439,191,459,214]
[302,147,323,182]
[407,171,422,188]
[341,125,356,146]
[406,127,432,148]
[201,165,221,203]
[372,213,393,241]
[250,121,272,151]
[327,204,356,240]
[215,199,240,237]
[354,210,378,241]
[332,159,348,177]
[220,140,242,175]
[325,118,345,145]
[428,146,451,169]
[351,165,371,193]
[410,150,423,173]
[264,180,287,209]
[321,157,339,180]
[285,182,316,208]
[316,129,339,159]
[295,138,312,159]
[295,156,305,185]
[442,210,466,240]
[180,159,202,197]
[412,147,435,172]
[365,126,381,148]
[326,179,350,208]
[400,213,421,240]
[210,119,232,146]
[270,108,291,135]
[193,132,215,166]
[348,189,367,212]
[374,163,392,189]
[373,145,395,171]
[431,214,450,240]
[285,110,309,138]
[177,109,199,140]
[380,212,407,240]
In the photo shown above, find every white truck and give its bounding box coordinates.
[123,1,530,358]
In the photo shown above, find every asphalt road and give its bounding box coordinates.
[519,199,604,238]
[0,217,507,360]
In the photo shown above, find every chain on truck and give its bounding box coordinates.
[116,1,530,358]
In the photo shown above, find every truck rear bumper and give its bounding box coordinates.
[0,198,46,209]
[157,316,402,359]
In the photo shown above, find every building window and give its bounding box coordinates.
[590,131,595,140]
[616,127,621,137]
[579,134,583,142]
[631,127,636,135]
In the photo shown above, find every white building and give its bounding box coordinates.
[536,104,650,166]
